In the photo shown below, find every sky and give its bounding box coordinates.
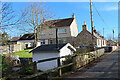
[1,0,120,2]
[3,2,118,40]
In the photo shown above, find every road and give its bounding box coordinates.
[63,50,119,79]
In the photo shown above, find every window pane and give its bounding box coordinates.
[58,39,66,44]
[58,29,67,33]
[50,40,53,44]
[49,32,53,35]
[41,31,45,35]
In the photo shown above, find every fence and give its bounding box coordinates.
[5,48,106,79]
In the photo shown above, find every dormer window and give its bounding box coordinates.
[58,29,67,33]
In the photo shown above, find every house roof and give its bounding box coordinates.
[107,40,116,43]
[29,44,67,53]
[40,18,74,28]
[19,33,35,40]
[84,30,105,39]
[10,37,20,41]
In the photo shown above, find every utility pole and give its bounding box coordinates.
[113,29,114,41]
[90,0,94,50]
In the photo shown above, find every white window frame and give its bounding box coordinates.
[58,29,67,33]
[41,31,45,35]
[49,32,53,35]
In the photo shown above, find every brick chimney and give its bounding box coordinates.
[20,35,22,38]
[72,13,75,18]
[94,26,97,33]
[82,21,87,30]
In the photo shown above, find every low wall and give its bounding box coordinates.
[112,46,118,51]
[74,48,105,69]
[103,46,118,52]
[0,44,25,54]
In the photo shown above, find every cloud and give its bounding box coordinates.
[103,6,118,11]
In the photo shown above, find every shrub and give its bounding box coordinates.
[0,55,12,76]
[62,56,73,73]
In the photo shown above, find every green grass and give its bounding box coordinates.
[6,49,32,58]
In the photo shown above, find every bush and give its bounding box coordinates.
[0,55,12,76]
[19,66,34,75]
[62,56,73,73]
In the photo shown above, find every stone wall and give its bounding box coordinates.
[74,30,97,48]
[74,48,105,69]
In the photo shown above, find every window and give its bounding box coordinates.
[50,40,53,44]
[58,29,67,33]
[41,40,45,45]
[103,40,104,45]
[41,31,45,35]
[58,39,66,44]
[98,39,99,45]
[49,32,53,35]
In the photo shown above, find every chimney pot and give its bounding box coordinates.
[82,21,87,30]
[84,21,86,25]
[72,13,75,18]
[20,35,22,37]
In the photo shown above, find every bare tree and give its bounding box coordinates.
[0,3,20,29]
[0,2,21,45]
[18,2,53,47]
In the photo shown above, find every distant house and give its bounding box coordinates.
[29,43,76,71]
[107,40,117,46]
[37,13,78,46]
[74,21,107,50]
[17,33,35,49]
[8,37,20,46]
[10,37,20,41]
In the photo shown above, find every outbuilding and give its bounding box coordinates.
[29,43,76,71]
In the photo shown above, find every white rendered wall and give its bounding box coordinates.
[59,43,76,62]
[33,52,59,71]
[70,18,78,37]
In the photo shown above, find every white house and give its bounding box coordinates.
[17,33,35,50]
[29,43,76,71]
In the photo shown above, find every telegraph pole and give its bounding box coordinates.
[90,0,94,50]
[113,29,114,41]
